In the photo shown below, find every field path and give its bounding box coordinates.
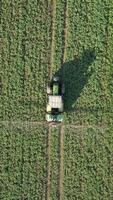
[46,0,56,199]
[0,120,106,132]
[49,0,56,78]
[61,0,68,66]
[46,125,51,200]
[58,1,68,199]
[58,124,64,200]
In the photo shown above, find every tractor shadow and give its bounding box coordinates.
[54,48,96,112]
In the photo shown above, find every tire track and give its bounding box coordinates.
[59,1,68,199]
[0,120,107,131]
[46,125,51,200]
[61,0,68,66]
[58,124,64,200]
[46,0,56,199]
[49,0,56,79]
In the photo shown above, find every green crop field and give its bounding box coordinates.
[0,0,113,199]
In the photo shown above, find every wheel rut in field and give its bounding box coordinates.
[46,125,51,200]
[46,0,56,199]
[61,0,68,66]
[58,1,68,199]
[49,0,56,79]
[0,121,107,132]
[58,124,64,200]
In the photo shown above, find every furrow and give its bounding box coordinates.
[58,124,64,200]
[46,125,51,200]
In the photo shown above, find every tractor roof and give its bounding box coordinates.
[49,95,63,109]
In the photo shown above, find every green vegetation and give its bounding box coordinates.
[0,124,47,199]
[64,127,113,199]
[0,0,113,199]
[50,127,60,200]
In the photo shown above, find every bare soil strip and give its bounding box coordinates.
[0,121,107,130]
[104,7,110,52]
[46,125,51,200]
[58,1,68,199]
[46,1,56,199]
[61,0,68,65]
[49,0,56,78]
[58,124,64,200]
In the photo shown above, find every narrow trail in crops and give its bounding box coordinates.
[58,124,64,200]
[46,125,51,200]
[49,0,56,79]
[61,0,68,66]
[58,1,68,199]
[46,1,56,199]
[105,8,113,198]
[104,5,110,57]
[0,121,107,131]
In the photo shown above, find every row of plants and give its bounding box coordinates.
[63,0,113,125]
[64,126,113,200]
[0,124,47,199]
[1,0,112,124]
[0,0,51,121]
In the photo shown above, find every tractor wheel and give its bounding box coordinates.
[46,104,51,112]
[47,85,52,94]
[61,84,65,95]
[59,104,63,112]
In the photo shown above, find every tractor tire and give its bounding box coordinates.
[47,85,52,94]
[61,84,65,95]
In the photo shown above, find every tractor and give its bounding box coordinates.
[46,76,65,122]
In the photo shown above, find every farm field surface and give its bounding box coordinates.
[1,124,113,199]
[0,0,113,199]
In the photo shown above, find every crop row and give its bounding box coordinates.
[0,124,47,199]
[0,0,113,124]
[1,123,113,199]
[63,0,113,125]
[0,0,51,121]
[64,126,113,200]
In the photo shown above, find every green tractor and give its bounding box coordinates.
[46,76,65,122]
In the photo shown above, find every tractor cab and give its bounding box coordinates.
[46,76,65,122]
